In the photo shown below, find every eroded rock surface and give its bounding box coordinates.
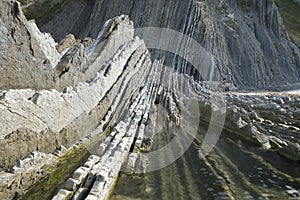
[0,0,299,200]
[224,92,300,160]
[0,3,154,197]
[0,0,55,89]
[40,0,300,90]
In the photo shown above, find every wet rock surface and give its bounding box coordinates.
[224,92,300,160]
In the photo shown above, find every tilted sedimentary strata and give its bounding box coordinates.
[39,0,300,90]
[0,0,300,199]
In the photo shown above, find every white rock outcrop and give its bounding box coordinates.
[28,20,61,67]
[0,36,144,139]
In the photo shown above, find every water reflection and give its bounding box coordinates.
[111,132,300,200]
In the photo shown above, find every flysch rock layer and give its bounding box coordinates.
[0,36,143,139]
[41,0,300,90]
[0,0,300,200]
[0,3,154,197]
[0,6,148,162]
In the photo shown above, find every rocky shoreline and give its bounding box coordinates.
[0,0,299,199]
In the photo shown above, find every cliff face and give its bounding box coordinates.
[38,0,300,90]
[0,1,300,199]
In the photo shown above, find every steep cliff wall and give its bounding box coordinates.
[39,0,300,90]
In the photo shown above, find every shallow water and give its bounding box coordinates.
[111,131,300,200]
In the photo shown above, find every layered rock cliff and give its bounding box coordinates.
[37,0,300,90]
[0,0,300,199]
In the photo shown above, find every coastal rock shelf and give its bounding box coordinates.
[0,0,299,199]
[224,91,300,160]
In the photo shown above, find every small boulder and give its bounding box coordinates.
[64,178,80,191]
[56,34,77,53]
[52,189,72,200]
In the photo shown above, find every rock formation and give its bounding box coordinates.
[39,0,300,90]
[0,0,299,199]
[0,1,56,89]
[0,1,154,197]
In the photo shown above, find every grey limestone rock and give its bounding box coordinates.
[0,0,300,199]
[0,0,57,90]
[41,0,300,90]
[56,34,77,53]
